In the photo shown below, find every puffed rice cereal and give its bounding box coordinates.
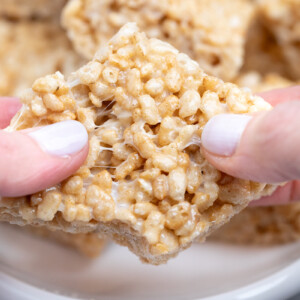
[0,19,85,97]
[62,0,254,81]
[258,0,300,79]
[0,0,66,19]
[0,23,277,264]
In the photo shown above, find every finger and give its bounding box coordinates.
[202,100,300,183]
[258,85,300,106]
[0,98,22,129]
[0,120,88,197]
[251,181,300,206]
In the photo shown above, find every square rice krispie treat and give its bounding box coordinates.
[0,19,85,97]
[211,204,300,245]
[0,23,277,264]
[258,0,300,79]
[62,0,254,81]
[0,0,66,19]
[241,20,290,78]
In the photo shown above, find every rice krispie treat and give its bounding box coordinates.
[24,226,106,257]
[0,19,85,97]
[235,72,296,93]
[62,0,254,81]
[241,20,290,78]
[0,0,66,19]
[211,204,300,245]
[0,23,277,264]
[258,0,300,79]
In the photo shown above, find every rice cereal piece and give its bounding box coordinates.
[62,0,254,81]
[0,19,85,97]
[0,23,277,264]
[23,226,106,257]
[258,0,300,79]
[0,0,66,19]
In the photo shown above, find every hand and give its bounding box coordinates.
[202,86,300,206]
[0,98,89,198]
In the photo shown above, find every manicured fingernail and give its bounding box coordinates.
[28,120,88,156]
[202,114,252,156]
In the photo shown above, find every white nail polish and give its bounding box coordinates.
[28,120,88,156]
[202,114,252,156]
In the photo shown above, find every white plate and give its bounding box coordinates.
[0,223,300,300]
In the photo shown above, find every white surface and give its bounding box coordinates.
[0,223,300,300]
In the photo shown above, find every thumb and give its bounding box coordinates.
[0,120,88,197]
[201,101,300,183]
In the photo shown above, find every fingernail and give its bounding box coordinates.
[28,120,88,156]
[202,114,252,156]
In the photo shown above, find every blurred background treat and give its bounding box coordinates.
[210,204,300,245]
[258,0,300,80]
[0,0,67,20]
[240,20,290,78]
[0,19,85,97]
[235,72,298,93]
[62,0,254,81]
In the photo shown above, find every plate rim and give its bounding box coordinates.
[1,257,300,300]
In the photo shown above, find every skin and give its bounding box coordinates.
[0,98,89,197]
[1,86,300,205]
[203,86,300,206]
